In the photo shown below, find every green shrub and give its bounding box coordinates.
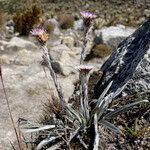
[6,0,25,14]
[92,43,112,58]
[0,12,6,30]
[124,118,150,140]
[42,21,55,34]
[5,0,41,14]
[0,12,11,34]
[58,14,74,29]
[13,4,42,35]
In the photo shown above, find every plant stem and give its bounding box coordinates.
[41,45,65,108]
[80,27,88,64]
[0,67,22,150]
[80,73,90,121]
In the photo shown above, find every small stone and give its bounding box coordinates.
[96,25,135,50]
[61,36,75,48]
[0,46,4,51]
[7,37,38,52]
[74,19,83,30]
[13,49,41,65]
[0,55,10,64]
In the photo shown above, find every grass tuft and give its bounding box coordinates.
[13,4,42,35]
[58,13,74,29]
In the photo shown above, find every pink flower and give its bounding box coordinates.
[80,11,96,28]
[30,28,45,36]
[30,27,49,44]
[80,11,97,19]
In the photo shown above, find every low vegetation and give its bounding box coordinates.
[13,4,42,35]
[0,3,149,150]
[58,14,74,29]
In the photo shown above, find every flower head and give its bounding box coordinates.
[80,11,97,28]
[80,11,97,19]
[30,27,49,44]
[76,65,94,74]
[30,28,45,36]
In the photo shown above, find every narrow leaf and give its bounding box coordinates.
[66,104,85,126]
[77,135,88,149]
[46,142,62,150]
[112,84,127,99]
[64,115,79,128]
[99,120,121,134]
[93,114,99,150]
[91,82,113,119]
[24,125,55,133]
[98,81,113,100]
[36,137,58,150]
[67,127,81,145]
[105,100,149,119]
[97,93,114,120]
[96,81,113,108]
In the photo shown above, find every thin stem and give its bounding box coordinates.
[79,83,85,116]
[93,113,99,150]
[79,73,86,118]
[41,45,65,108]
[80,27,88,64]
[0,67,22,150]
[80,73,90,121]
[82,75,90,121]
[83,75,90,120]
[42,66,52,92]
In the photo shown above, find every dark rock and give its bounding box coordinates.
[94,18,150,98]
[124,55,150,95]
[51,61,62,74]
[93,32,103,45]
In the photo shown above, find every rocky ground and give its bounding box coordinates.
[1,0,150,27]
[0,0,150,150]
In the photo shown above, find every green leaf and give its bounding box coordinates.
[98,85,127,118]
[46,142,62,150]
[24,125,55,133]
[97,94,114,119]
[96,81,113,108]
[104,100,149,119]
[66,104,86,126]
[93,114,99,150]
[111,84,127,99]
[91,81,113,120]
[91,93,112,120]
[99,120,122,134]
[36,136,59,150]
[67,127,81,145]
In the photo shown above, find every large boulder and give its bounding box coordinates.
[50,44,78,76]
[61,35,75,48]
[94,20,150,97]
[83,26,134,61]
[48,18,61,36]
[74,19,83,30]
[95,25,135,50]
[124,50,150,95]
[13,49,42,65]
[8,37,38,50]
[0,37,40,65]
[0,37,38,54]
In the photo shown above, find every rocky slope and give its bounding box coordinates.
[0,0,150,27]
[1,21,149,149]
[0,1,150,149]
